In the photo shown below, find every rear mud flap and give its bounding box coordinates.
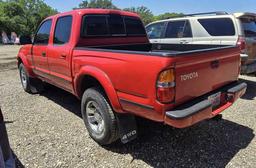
[30,78,44,94]
[116,114,137,144]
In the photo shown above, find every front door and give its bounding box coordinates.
[32,19,52,79]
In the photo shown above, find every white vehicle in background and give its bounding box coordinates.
[146,12,256,74]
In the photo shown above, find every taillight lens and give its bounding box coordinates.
[237,36,246,54]
[156,69,175,103]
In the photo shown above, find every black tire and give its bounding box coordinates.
[211,114,223,121]
[18,63,44,94]
[81,87,119,145]
[18,63,32,93]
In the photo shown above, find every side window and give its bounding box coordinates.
[198,18,235,36]
[54,16,73,44]
[240,19,256,37]
[34,20,52,45]
[82,15,108,36]
[146,22,166,39]
[165,20,192,38]
[183,21,192,37]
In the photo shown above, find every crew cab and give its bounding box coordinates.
[17,9,247,145]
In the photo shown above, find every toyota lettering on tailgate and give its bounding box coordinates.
[181,72,199,81]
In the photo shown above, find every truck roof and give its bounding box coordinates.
[45,8,140,20]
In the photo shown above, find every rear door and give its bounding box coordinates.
[146,22,166,43]
[173,47,240,104]
[161,20,193,44]
[240,17,256,64]
[47,15,73,92]
[32,19,52,78]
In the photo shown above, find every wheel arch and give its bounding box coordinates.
[17,54,36,78]
[74,66,124,113]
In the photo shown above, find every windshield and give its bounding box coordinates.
[241,18,256,37]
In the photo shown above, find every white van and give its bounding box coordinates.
[146,12,256,74]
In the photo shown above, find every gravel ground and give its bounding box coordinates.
[0,45,255,168]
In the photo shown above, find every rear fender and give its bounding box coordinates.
[74,65,124,113]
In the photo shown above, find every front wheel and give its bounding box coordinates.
[19,63,31,93]
[81,87,119,145]
[18,63,44,93]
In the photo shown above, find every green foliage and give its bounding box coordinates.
[76,0,118,9]
[77,0,183,26]
[0,1,24,34]
[0,0,57,36]
[0,0,184,36]
[154,12,184,21]
[123,6,154,25]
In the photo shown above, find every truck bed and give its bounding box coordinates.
[74,43,240,106]
[76,43,237,57]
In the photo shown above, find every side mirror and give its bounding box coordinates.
[19,36,32,45]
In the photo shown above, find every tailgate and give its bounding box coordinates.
[174,47,240,104]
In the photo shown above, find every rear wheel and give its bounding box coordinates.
[81,87,119,145]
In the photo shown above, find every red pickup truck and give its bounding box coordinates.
[17,9,247,145]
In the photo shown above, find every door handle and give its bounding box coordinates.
[42,52,46,57]
[60,54,67,59]
[211,60,220,69]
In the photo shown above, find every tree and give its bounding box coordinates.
[154,12,184,21]
[0,1,25,34]
[76,0,118,9]
[123,6,154,25]
[0,0,57,35]
[74,1,182,25]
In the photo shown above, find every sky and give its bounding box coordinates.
[44,0,256,15]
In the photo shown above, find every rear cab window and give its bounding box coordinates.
[81,14,146,37]
[198,18,235,36]
[82,15,108,36]
[124,17,146,36]
[109,15,125,35]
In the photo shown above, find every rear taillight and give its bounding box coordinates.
[237,36,246,54]
[156,69,175,103]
